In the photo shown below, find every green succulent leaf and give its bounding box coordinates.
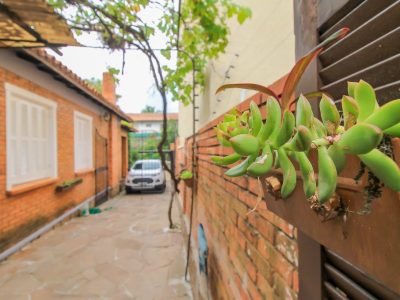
[354,80,378,121]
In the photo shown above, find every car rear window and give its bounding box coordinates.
[133,161,161,170]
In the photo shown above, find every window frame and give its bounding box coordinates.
[5,83,58,190]
[73,111,94,172]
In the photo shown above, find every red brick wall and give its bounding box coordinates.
[0,66,125,244]
[177,76,299,299]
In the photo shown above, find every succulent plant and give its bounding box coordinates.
[211,28,400,216]
[180,170,193,180]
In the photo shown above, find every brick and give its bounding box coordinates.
[248,177,261,196]
[234,273,250,300]
[228,209,238,226]
[257,237,294,284]
[238,217,260,246]
[238,189,263,210]
[258,208,295,237]
[247,278,263,300]
[235,227,247,250]
[224,180,242,198]
[230,251,246,280]
[231,197,249,217]
[256,272,274,299]
[293,270,299,293]
[245,242,273,284]
[236,248,257,283]
[275,230,299,266]
[247,212,275,244]
[273,273,297,300]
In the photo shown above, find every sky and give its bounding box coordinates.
[56,45,179,114]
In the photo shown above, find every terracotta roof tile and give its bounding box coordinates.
[22,48,132,122]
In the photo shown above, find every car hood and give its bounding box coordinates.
[129,169,162,176]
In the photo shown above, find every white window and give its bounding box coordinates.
[6,84,57,189]
[74,111,93,171]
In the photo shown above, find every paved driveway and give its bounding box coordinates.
[0,185,192,300]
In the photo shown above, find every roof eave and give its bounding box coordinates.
[18,49,132,122]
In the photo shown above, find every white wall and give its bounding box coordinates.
[179,0,296,138]
[134,120,162,133]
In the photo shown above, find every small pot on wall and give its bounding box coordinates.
[183,177,194,188]
[179,170,194,189]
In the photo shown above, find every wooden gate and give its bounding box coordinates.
[95,130,108,206]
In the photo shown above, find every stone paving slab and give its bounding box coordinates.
[0,186,192,300]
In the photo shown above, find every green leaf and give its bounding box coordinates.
[160,49,171,60]
[237,7,251,24]
[354,80,378,121]
[216,83,279,99]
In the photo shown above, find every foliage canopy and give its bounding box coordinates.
[49,0,251,105]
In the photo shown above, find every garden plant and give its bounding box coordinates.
[211,28,400,219]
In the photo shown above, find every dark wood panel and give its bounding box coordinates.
[324,282,348,300]
[325,250,400,300]
[319,0,364,33]
[298,232,323,300]
[324,263,377,299]
[321,54,400,100]
[320,0,396,40]
[375,80,400,104]
[320,2,400,66]
[318,0,352,29]
[320,27,400,83]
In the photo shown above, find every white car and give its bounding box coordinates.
[125,159,166,193]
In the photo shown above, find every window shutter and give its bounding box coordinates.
[74,112,93,171]
[320,0,400,104]
[323,249,399,300]
[6,84,57,189]
[9,99,18,180]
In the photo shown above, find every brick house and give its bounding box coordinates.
[129,112,178,133]
[0,48,133,253]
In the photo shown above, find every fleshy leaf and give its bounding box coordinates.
[303,91,333,100]
[216,83,279,99]
[347,81,357,98]
[354,80,378,121]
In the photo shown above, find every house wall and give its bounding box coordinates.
[0,50,127,251]
[109,114,123,197]
[134,120,162,133]
[178,0,296,139]
[176,76,299,300]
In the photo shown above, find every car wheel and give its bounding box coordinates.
[156,181,166,193]
[125,187,131,194]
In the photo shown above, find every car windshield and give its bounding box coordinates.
[133,161,161,170]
